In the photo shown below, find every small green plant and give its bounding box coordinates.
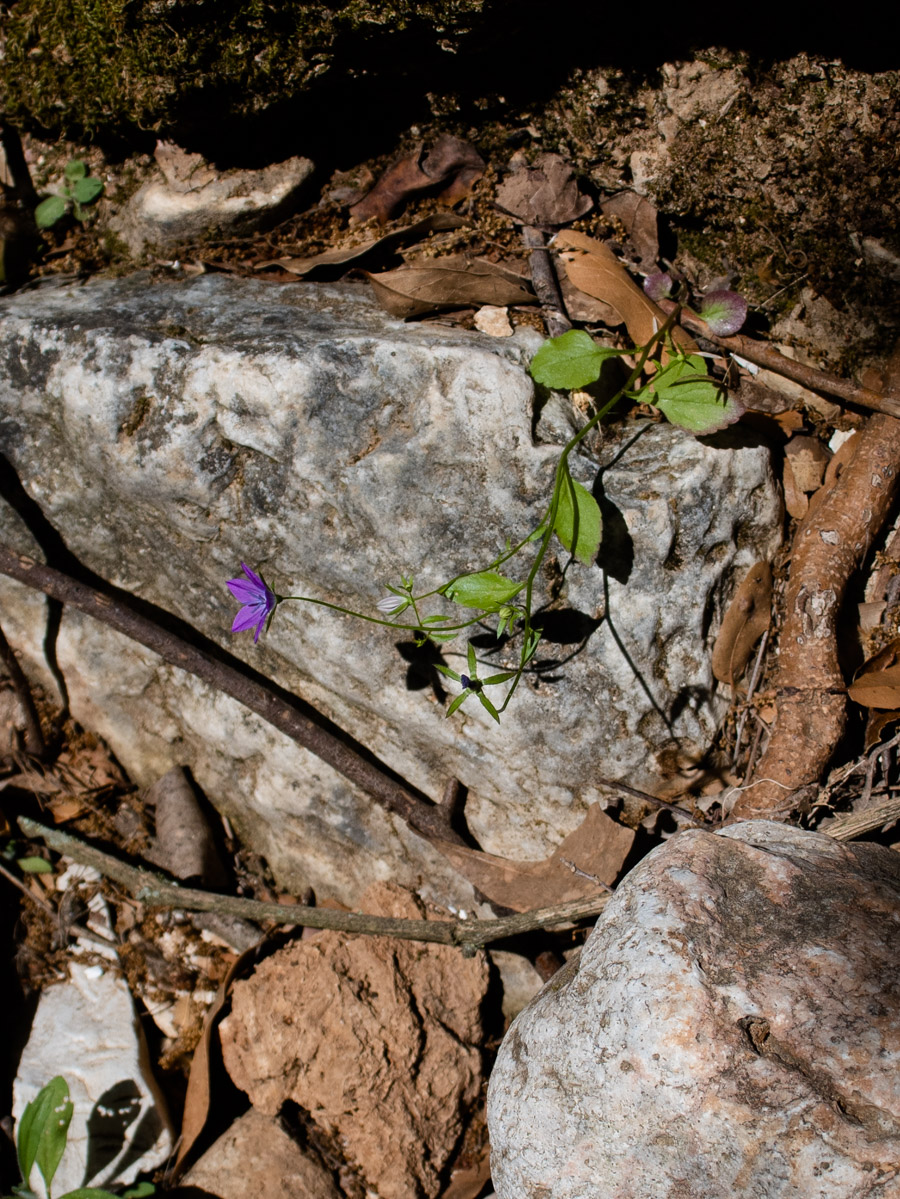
[228,317,744,722]
[34,162,104,230]
[4,1076,154,1199]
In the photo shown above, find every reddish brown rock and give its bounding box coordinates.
[488,822,900,1199]
[219,882,489,1199]
[182,1108,340,1199]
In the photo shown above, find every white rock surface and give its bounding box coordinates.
[12,963,173,1197]
[110,146,314,254]
[0,275,779,904]
[487,822,900,1198]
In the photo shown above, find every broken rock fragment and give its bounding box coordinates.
[219,882,489,1199]
[488,821,900,1199]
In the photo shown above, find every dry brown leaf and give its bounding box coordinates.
[350,135,484,223]
[864,708,900,751]
[849,640,900,709]
[782,456,809,520]
[434,805,633,913]
[173,940,262,1176]
[557,264,622,326]
[600,191,659,270]
[256,213,467,278]
[785,434,831,492]
[145,765,227,887]
[495,153,592,226]
[711,561,773,686]
[367,256,534,318]
[556,231,696,354]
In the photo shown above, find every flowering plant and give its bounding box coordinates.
[228,321,743,722]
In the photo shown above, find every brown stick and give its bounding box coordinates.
[0,618,45,757]
[734,349,900,819]
[522,225,571,338]
[675,309,900,420]
[19,817,609,951]
[0,545,461,846]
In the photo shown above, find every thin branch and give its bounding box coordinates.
[595,775,702,825]
[0,618,45,758]
[522,226,571,338]
[0,544,460,846]
[673,308,900,419]
[19,817,609,951]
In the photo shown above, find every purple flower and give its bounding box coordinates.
[227,563,277,643]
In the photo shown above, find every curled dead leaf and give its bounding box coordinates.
[711,561,773,686]
[556,231,696,355]
[782,456,809,520]
[784,434,831,493]
[433,805,633,913]
[255,213,467,278]
[350,135,484,223]
[849,639,900,710]
[367,256,534,318]
[600,191,660,271]
[495,153,593,226]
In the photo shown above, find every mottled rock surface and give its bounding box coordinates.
[219,882,489,1199]
[487,822,900,1198]
[0,274,779,903]
[182,1108,340,1199]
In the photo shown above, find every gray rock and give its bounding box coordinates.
[487,822,900,1199]
[0,275,779,905]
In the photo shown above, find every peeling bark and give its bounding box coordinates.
[734,352,900,819]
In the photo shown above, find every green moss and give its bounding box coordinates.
[0,0,491,144]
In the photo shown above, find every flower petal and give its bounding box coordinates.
[240,562,265,588]
[232,607,263,633]
[227,578,263,602]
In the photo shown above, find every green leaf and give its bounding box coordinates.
[425,631,457,643]
[17,1076,73,1192]
[649,355,744,435]
[434,665,461,682]
[420,614,450,625]
[17,857,52,873]
[58,1190,126,1198]
[466,642,478,676]
[477,692,501,722]
[122,1185,156,1198]
[482,671,517,685]
[34,195,68,229]
[442,571,523,611]
[71,177,103,206]
[446,692,469,716]
[64,160,87,181]
[530,330,618,391]
[553,475,602,565]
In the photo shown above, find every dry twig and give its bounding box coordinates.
[19,817,609,952]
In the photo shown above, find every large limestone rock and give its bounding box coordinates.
[0,274,779,904]
[487,822,900,1198]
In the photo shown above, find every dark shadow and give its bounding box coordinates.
[83,1079,142,1185]
[395,637,448,702]
[0,450,446,820]
[532,607,602,646]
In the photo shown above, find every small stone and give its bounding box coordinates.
[473,305,513,337]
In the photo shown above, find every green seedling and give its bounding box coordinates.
[4,1076,154,1199]
[227,317,745,721]
[34,162,104,230]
